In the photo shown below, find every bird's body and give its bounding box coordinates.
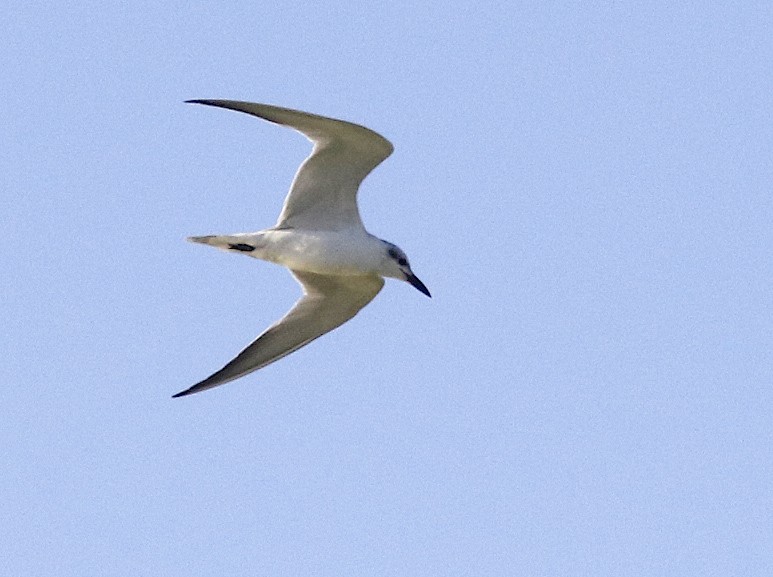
[173,100,430,398]
[190,229,390,277]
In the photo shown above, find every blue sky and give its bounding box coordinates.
[3,1,771,575]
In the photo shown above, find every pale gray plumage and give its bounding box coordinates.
[173,99,429,398]
[190,99,393,231]
[173,271,383,397]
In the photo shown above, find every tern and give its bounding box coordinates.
[173,100,430,398]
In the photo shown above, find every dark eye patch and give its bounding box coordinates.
[387,246,408,267]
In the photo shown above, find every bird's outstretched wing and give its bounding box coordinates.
[186,99,393,231]
[172,271,384,398]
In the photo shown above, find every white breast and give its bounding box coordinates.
[258,230,385,276]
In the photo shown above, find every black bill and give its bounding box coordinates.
[406,272,431,298]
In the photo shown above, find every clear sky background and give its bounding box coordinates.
[2,2,771,575]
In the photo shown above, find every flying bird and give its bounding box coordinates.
[173,100,430,398]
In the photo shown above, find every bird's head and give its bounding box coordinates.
[380,243,431,297]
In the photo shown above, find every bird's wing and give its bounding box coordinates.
[172,271,384,397]
[186,99,393,231]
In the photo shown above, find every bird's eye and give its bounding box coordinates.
[398,258,408,266]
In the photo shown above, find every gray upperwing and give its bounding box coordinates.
[172,271,384,398]
[186,99,393,231]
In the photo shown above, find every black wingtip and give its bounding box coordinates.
[171,388,193,399]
